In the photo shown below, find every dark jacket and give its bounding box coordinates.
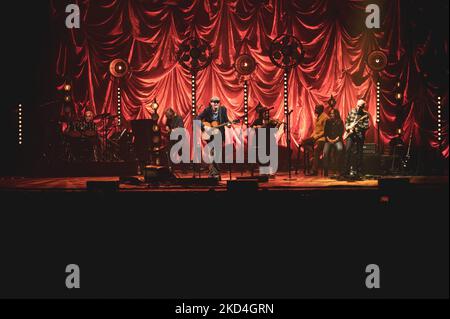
[324,118,344,142]
[196,105,229,137]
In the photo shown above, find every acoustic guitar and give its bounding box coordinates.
[201,119,240,141]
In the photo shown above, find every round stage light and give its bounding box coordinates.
[367,50,388,72]
[235,54,256,76]
[109,59,129,78]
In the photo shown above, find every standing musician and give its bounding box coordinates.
[196,96,231,179]
[323,109,345,177]
[343,99,370,179]
[302,104,329,176]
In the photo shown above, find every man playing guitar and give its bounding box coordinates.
[196,96,232,179]
[343,99,370,179]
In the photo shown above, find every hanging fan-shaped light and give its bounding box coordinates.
[269,35,304,69]
[176,37,212,73]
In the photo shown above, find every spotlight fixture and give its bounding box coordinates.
[235,54,256,76]
[63,84,72,92]
[109,59,129,78]
[367,50,388,72]
[151,99,159,111]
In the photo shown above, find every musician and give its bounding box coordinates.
[302,104,329,176]
[343,99,370,178]
[196,96,230,178]
[251,103,267,128]
[80,110,99,161]
[165,108,184,132]
[323,109,344,177]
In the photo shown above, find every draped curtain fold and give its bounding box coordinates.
[51,0,449,156]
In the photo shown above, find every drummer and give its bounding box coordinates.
[80,110,97,133]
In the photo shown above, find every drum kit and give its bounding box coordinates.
[60,113,133,163]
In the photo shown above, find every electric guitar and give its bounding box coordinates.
[201,119,240,141]
[343,114,369,140]
[402,130,413,171]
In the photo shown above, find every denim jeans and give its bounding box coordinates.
[323,141,344,174]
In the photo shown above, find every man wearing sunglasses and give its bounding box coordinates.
[197,96,230,179]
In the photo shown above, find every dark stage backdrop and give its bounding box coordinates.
[50,0,448,156]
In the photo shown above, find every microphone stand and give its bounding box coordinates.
[284,109,297,181]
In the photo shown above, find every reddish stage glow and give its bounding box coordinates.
[51,0,448,157]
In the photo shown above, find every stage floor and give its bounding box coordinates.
[0,172,447,192]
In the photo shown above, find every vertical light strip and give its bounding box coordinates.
[437,96,442,142]
[244,80,249,126]
[376,81,381,124]
[191,74,197,116]
[117,87,122,126]
[284,72,289,115]
[18,104,23,145]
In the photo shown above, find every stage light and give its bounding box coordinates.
[235,54,256,77]
[64,84,72,92]
[191,74,197,116]
[395,93,402,101]
[18,104,23,145]
[151,99,159,111]
[368,51,388,72]
[243,80,249,126]
[117,87,122,126]
[376,82,381,124]
[109,59,129,78]
[437,96,442,142]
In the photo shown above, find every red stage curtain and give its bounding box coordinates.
[50,0,448,157]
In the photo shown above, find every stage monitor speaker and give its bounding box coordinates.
[86,181,119,192]
[227,180,259,192]
[174,178,219,187]
[378,178,410,190]
[237,175,269,183]
[144,165,174,183]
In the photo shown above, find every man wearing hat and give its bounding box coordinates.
[197,96,230,178]
[343,99,370,179]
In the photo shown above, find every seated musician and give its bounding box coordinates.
[251,103,267,128]
[165,108,184,132]
[302,104,329,176]
[164,108,185,169]
[80,109,99,161]
[323,109,344,177]
[196,96,230,178]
